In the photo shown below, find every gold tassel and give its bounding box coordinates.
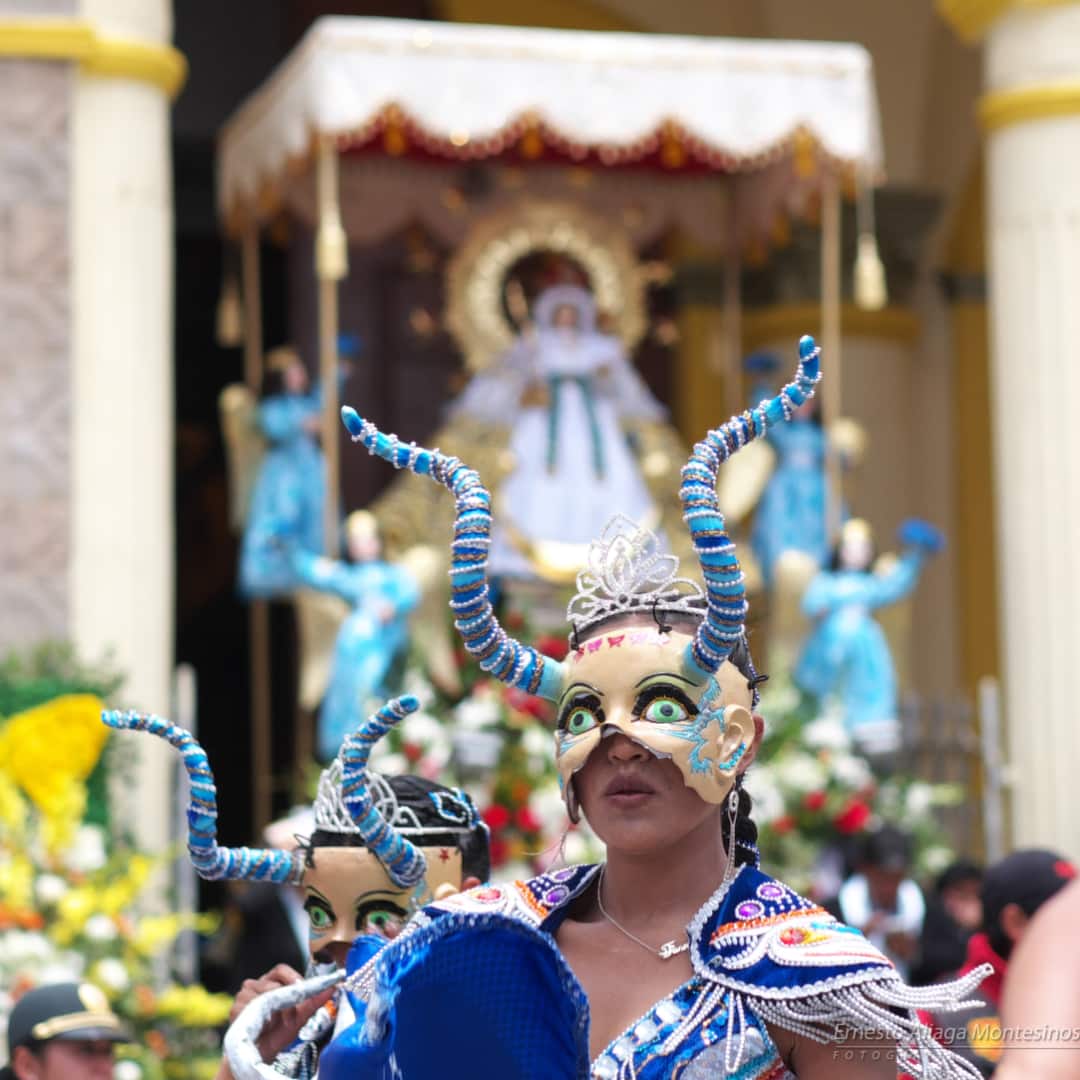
[316,213,348,281]
[216,273,244,347]
[854,169,887,311]
[316,136,349,282]
[854,233,887,311]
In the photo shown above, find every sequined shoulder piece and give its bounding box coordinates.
[691,866,898,999]
[425,864,598,929]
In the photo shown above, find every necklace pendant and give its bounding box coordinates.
[658,940,687,960]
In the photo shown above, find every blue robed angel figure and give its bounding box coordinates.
[238,346,328,598]
[793,518,944,756]
[292,511,420,761]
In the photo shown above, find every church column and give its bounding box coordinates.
[0,1,184,849]
[69,0,184,852]
[938,0,1080,858]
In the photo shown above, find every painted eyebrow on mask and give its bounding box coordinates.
[634,671,700,689]
[557,681,603,709]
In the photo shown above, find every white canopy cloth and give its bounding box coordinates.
[218,15,884,244]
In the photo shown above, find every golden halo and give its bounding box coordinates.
[445,199,647,372]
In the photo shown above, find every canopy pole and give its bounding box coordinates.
[821,172,843,543]
[722,181,743,419]
[241,222,272,838]
[316,135,348,557]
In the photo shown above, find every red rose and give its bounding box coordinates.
[515,807,541,833]
[488,837,509,867]
[834,799,872,834]
[505,687,550,721]
[772,814,796,835]
[536,635,570,661]
[402,742,423,763]
[803,790,827,812]
[482,804,511,831]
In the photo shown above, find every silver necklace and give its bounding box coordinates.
[595,866,689,961]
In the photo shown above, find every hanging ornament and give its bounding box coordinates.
[854,170,887,311]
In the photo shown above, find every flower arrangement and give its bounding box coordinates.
[748,673,962,896]
[0,649,232,1080]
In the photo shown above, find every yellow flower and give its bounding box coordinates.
[0,695,107,852]
[155,984,233,1027]
[53,886,97,945]
[0,851,34,910]
[0,772,28,834]
[131,912,217,958]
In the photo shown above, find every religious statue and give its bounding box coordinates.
[448,283,666,581]
[792,517,944,757]
[290,511,419,761]
[236,346,326,599]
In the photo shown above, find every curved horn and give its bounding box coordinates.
[681,334,822,678]
[341,408,565,700]
[340,695,426,888]
[101,710,303,884]
[224,971,343,1080]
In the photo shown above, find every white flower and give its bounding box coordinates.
[744,771,786,824]
[521,724,553,771]
[83,915,118,943]
[802,715,851,752]
[530,782,569,837]
[454,697,501,731]
[904,782,935,820]
[92,958,129,993]
[37,959,84,984]
[114,1062,143,1080]
[0,931,53,964]
[773,753,827,794]
[373,752,408,776]
[399,710,447,748]
[830,753,874,791]
[562,830,592,865]
[34,874,69,906]
[65,825,107,873]
[921,845,954,876]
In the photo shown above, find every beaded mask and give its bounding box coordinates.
[102,697,482,939]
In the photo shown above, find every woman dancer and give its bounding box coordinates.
[229,336,988,1079]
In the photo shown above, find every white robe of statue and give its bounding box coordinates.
[451,285,664,579]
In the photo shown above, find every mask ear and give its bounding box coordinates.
[717,704,755,776]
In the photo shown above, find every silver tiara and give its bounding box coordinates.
[311,757,477,838]
[567,515,705,637]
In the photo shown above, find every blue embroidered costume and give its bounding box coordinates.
[322,864,988,1079]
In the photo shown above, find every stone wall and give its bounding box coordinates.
[0,59,72,652]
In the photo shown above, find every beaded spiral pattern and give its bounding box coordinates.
[101,710,304,884]
[340,695,426,888]
[341,407,565,701]
[681,335,821,679]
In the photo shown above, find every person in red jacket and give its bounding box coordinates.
[922,849,1076,1076]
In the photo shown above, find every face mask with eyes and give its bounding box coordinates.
[553,627,756,822]
[303,845,464,962]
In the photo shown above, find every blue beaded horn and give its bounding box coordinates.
[340,695,426,888]
[341,409,566,701]
[101,710,304,884]
[681,334,822,680]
